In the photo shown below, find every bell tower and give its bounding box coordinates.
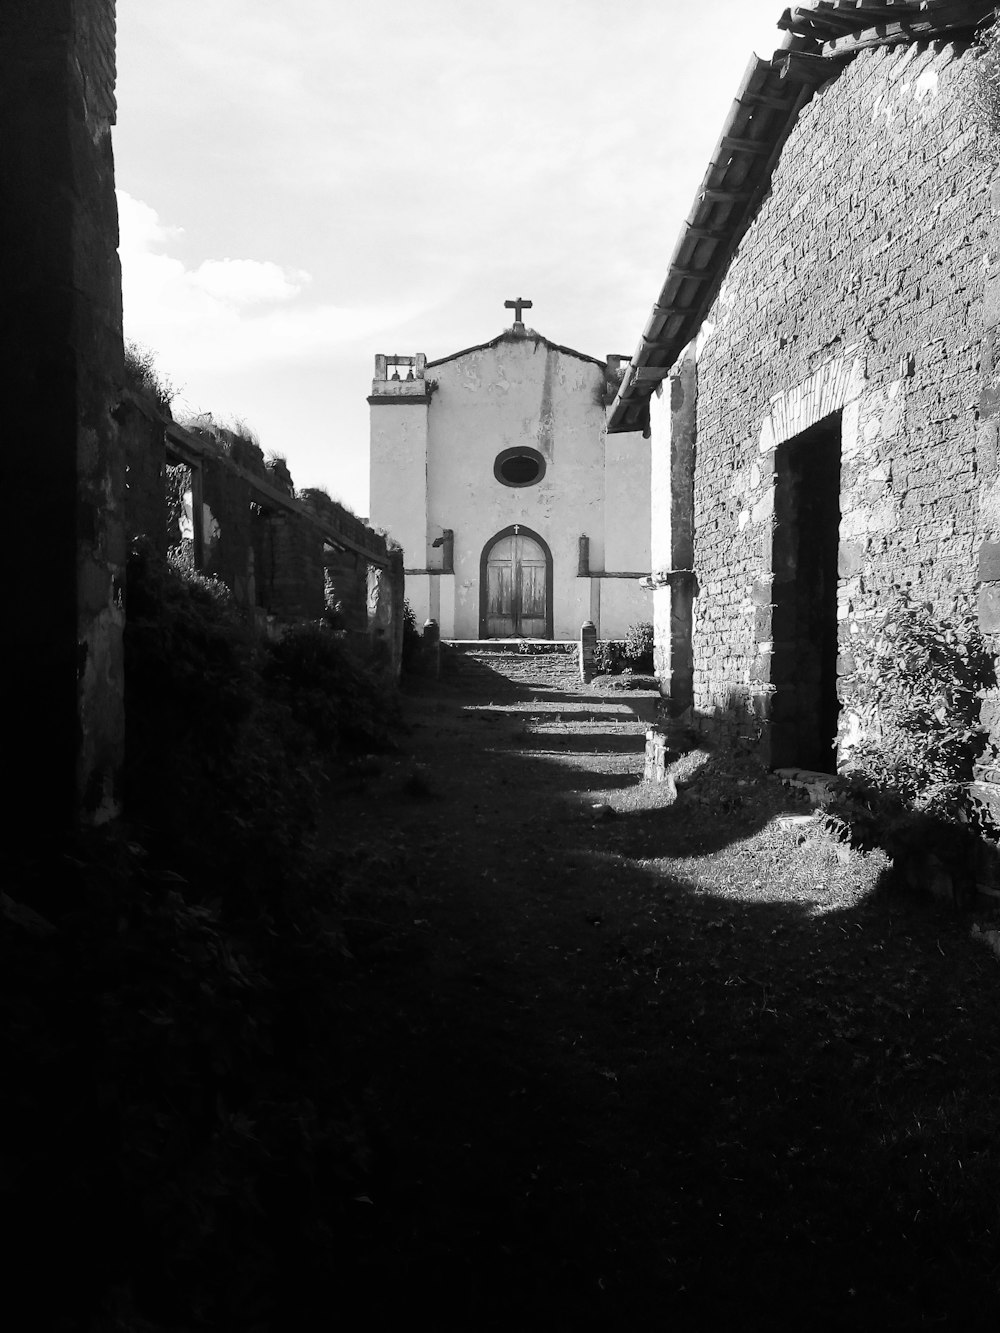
[368,353,433,613]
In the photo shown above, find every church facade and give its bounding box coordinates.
[368,307,650,641]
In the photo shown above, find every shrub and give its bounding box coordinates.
[592,639,626,675]
[401,599,423,674]
[5,544,410,1329]
[124,543,398,920]
[124,339,176,413]
[623,621,654,671]
[591,625,654,676]
[840,594,994,825]
[263,621,399,755]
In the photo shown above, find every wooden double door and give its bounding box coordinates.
[484,531,548,638]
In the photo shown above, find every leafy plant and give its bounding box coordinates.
[840,594,994,824]
[263,621,399,755]
[591,625,654,676]
[623,621,654,671]
[124,543,399,920]
[401,599,423,674]
[592,639,626,675]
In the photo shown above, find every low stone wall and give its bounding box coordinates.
[122,395,406,679]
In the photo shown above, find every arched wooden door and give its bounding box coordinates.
[481,527,552,638]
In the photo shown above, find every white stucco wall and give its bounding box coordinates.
[601,418,653,638]
[370,331,651,639]
[648,384,674,679]
[596,579,652,641]
[648,384,672,576]
[369,401,428,571]
[428,336,608,638]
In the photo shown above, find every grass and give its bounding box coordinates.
[124,338,176,412]
[318,691,1000,1326]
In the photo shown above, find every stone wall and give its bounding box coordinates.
[120,402,406,677]
[327,548,370,632]
[687,39,991,766]
[265,512,325,622]
[972,174,1000,817]
[123,396,167,559]
[3,0,125,827]
[202,453,255,606]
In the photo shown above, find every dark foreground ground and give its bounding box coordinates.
[325,663,1000,1330]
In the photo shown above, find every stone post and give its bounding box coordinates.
[580,621,597,683]
[423,618,441,678]
[3,0,126,828]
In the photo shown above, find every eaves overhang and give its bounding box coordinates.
[607,0,996,435]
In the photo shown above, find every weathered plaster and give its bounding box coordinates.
[369,331,651,638]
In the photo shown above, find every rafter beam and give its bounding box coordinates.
[721,134,774,154]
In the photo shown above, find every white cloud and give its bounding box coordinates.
[192,258,308,306]
[117,190,182,249]
[116,189,422,376]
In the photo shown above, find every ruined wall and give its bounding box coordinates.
[118,408,402,674]
[367,546,406,682]
[266,514,325,621]
[303,487,381,632]
[203,455,254,607]
[689,39,990,763]
[326,548,369,632]
[3,0,125,826]
[123,397,167,558]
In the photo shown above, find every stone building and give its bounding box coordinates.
[4,0,125,828]
[608,0,1000,777]
[369,302,650,640]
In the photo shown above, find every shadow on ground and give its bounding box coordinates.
[324,685,1000,1330]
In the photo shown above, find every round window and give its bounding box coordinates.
[494,447,546,488]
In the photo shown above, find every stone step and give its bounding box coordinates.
[441,645,585,696]
[445,639,577,654]
[436,647,659,721]
[444,651,581,679]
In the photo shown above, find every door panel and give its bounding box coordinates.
[486,558,514,637]
[484,532,549,638]
[519,553,547,636]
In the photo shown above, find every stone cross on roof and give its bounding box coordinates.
[504,297,532,326]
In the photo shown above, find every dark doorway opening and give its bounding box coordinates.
[770,413,842,771]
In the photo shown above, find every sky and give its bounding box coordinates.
[114,0,787,516]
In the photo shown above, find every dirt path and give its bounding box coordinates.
[328,663,1000,1329]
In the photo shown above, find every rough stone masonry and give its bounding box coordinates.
[2,0,126,828]
[670,38,995,770]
